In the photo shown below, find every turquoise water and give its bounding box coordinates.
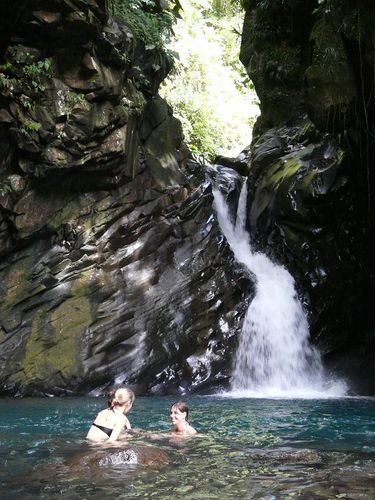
[1,396,374,498]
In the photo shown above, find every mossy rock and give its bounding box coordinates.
[9,295,92,387]
[251,140,346,225]
[1,258,32,307]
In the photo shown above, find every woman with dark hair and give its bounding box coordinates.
[170,401,197,436]
[86,387,135,442]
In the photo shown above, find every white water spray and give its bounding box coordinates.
[213,178,346,398]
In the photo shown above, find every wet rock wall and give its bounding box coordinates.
[238,0,375,393]
[0,0,249,395]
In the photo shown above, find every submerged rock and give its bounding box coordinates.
[65,445,170,468]
[251,448,322,465]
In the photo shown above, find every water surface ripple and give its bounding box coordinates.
[1,396,374,498]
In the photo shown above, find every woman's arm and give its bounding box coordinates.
[124,415,131,430]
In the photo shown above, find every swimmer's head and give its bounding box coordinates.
[170,401,189,422]
[111,387,135,411]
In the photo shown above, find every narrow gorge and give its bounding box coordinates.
[0,0,374,397]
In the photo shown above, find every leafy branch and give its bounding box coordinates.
[108,0,181,48]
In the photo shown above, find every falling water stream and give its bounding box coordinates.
[213,174,346,398]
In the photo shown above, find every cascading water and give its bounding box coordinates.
[213,173,346,398]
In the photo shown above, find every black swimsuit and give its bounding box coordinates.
[92,422,113,437]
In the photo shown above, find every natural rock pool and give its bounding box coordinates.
[1,396,374,498]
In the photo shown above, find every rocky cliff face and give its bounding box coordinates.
[238,0,375,393]
[1,0,374,397]
[0,0,249,395]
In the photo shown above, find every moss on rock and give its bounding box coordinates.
[9,295,92,387]
[2,261,31,307]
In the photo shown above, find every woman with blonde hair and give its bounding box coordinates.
[86,387,135,442]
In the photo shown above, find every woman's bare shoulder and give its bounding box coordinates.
[112,412,127,426]
[187,424,198,435]
[96,408,110,418]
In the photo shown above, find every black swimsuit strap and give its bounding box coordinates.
[92,422,113,437]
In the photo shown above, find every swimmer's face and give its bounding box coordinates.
[170,406,186,425]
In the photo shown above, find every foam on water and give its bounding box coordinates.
[213,179,347,398]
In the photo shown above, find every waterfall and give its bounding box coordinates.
[213,177,346,398]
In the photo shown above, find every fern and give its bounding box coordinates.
[108,0,179,48]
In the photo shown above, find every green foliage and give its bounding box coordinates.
[7,45,37,65]
[161,0,258,159]
[19,94,36,111]
[0,182,12,196]
[131,66,151,89]
[210,0,242,17]
[309,6,346,91]
[0,62,13,71]
[65,90,84,110]
[109,0,179,48]
[1,52,52,93]
[0,47,52,95]
[177,101,226,158]
[20,120,42,134]
[0,62,17,89]
[264,45,300,82]
[0,72,15,89]
[23,59,52,79]
[312,0,375,39]
[23,58,52,92]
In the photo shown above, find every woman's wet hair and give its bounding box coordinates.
[106,387,135,410]
[171,401,189,421]
[113,387,135,408]
[105,389,116,408]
